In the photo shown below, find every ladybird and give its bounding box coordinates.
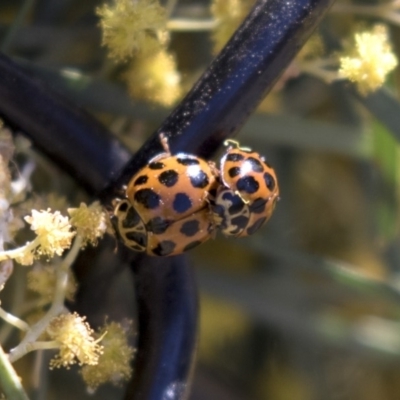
[213,140,279,237]
[114,135,218,256]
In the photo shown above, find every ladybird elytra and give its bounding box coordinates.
[146,207,214,256]
[126,153,218,222]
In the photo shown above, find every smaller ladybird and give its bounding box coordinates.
[213,140,279,237]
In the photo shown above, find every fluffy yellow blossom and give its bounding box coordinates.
[47,312,103,369]
[339,25,398,95]
[27,265,77,302]
[0,209,75,266]
[68,202,108,247]
[81,321,135,389]
[125,49,182,106]
[96,0,168,60]
[211,0,255,53]
[25,209,75,258]
[14,249,35,266]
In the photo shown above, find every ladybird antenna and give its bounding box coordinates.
[223,139,252,152]
[223,139,238,148]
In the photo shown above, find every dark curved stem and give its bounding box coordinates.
[101,0,336,204]
[0,54,131,195]
[125,253,198,400]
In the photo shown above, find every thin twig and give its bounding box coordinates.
[0,308,29,331]
[167,18,218,31]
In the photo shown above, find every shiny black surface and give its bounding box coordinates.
[0,53,131,195]
[124,253,198,400]
[104,0,336,205]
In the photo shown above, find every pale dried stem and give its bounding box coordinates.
[167,18,218,31]
[8,235,83,363]
[298,59,342,84]
[0,308,29,331]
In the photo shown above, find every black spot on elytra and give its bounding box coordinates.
[221,192,245,215]
[247,157,264,173]
[228,198,245,215]
[177,157,200,166]
[180,220,200,237]
[133,175,148,186]
[228,167,241,178]
[125,231,147,248]
[221,191,245,214]
[152,240,176,256]
[149,161,165,170]
[226,153,244,162]
[249,198,267,214]
[134,188,161,209]
[173,193,192,213]
[222,191,237,202]
[122,206,141,228]
[183,240,202,252]
[231,215,249,230]
[212,204,225,221]
[246,217,267,235]
[190,170,209,188]
[118,202,129,212]
[236,176,259,194]
[158,169,179,187]
[146,217,170,234]
[264,172,275,191]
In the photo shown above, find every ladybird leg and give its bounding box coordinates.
[211,212,223,230]
[159,133,172,156]
[208,206,222,237]
[207,160,220,178]
[223,139,252,152]
[203,193,222,233]
[209,221,218,239]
